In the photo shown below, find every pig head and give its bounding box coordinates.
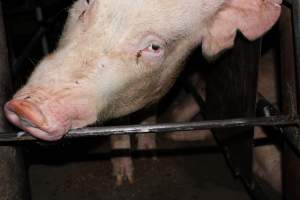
[4,0,282,141]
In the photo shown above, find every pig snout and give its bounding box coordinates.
[5,97,72,141]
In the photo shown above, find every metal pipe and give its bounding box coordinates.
[0,2,31,199]
[0,115,298,144]
[12,27,46,74]
[284,0,293,5]
[292,0,300,112]
[257,94,300,154]
[12,7,65,74]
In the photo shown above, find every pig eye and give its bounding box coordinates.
[136,34,165,64]
[146,44,161,53]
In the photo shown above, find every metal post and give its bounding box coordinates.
[0,2,30,200]
[292,0,300,110]
[279,4,300,200]
[35,5,49,55]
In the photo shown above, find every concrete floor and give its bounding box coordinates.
[26,138,256,200]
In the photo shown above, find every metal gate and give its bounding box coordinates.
[0,0,300,199]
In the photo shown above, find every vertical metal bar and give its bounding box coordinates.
[281,3,300,200]
[35,6,49,55]
[279,5,300,149]
[283,143,300,200]
[0,2,31,200]
[292,0,300,110]
[12,27,46,74]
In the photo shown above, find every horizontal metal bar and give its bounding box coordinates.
[0,115,298,144]
[257,94,300,154]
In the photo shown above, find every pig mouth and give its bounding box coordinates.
[4,99,71,141]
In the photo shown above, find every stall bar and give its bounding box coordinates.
[0,115,298,143]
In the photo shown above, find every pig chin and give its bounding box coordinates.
[4,90,97,141]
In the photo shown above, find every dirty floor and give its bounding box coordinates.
[26,139,276,200]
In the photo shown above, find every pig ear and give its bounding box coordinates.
[202,0,282,59]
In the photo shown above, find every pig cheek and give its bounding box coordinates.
[67,98,99,129]
[141,53,164,69]
[71,109,98,129]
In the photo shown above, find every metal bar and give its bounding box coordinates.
[284,0,293,5]
[0,2,31,199]
[257,94,300,153]
[35,6,49,55]
[12,7,66,74]
[182,78,300,154]
[12,27,46,74]
[184,74,276,199]
[281,2,300,199]
[292,0,300,111]
[0,115,298,144]
[283,142,300,200]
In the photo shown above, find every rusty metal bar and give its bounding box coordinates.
[0,115,298,144]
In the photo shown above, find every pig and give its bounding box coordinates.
[4,0,282,185]
[161,49,282,192]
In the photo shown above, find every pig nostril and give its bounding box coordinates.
[19,116,37,128]
[6,99,48,128]
[5,100,70,141]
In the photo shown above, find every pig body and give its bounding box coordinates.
[4,0,281,184]
[162,49,281,192]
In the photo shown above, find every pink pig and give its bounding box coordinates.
[4,0,281,184]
